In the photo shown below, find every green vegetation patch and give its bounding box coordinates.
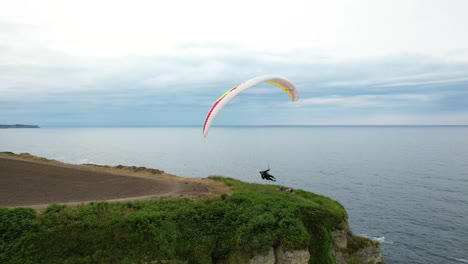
[0,152,51,162]
[1,177,347,264]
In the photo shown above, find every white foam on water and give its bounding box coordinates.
[360,234,393,244]
[79,158,95,164]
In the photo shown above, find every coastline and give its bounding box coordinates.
[0,152,384,263]
[0,152,230,209]
[0,124,39,128]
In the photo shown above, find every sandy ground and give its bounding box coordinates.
[0,153,230,209]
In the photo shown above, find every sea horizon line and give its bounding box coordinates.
[30,124,468,128]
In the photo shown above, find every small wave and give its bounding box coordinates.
[454,258,468,263]
[360,234,393,244]
[372,236,393,244]
[78,158,95,164]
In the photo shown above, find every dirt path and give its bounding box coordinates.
[0,153,230,209]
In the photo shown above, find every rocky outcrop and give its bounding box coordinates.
[277,248,310,264]
[331,223,384,264]
[249,223,383,264]
[249,245,310,264]
[249,248,275,264]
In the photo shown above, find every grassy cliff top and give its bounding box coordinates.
[1,175,348,264]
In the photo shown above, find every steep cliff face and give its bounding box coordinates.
[249,246,310,264]
[331,223,384,264]
[249,223,384,264]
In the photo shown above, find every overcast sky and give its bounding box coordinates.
[1,0,468,126]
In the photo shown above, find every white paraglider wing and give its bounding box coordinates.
[203,75,298,137]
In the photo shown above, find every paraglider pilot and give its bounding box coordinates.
[260,168,276,182]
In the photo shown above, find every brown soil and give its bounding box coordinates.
[0,153,230,209]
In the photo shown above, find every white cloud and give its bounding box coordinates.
[295,94,437,107]
[2,0,468,59]
[2,1,468,125]
[372,77,468,88]
[141,60,232,87]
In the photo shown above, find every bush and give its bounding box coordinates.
[0,208,41,263]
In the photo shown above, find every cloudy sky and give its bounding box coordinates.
[1,0,468,126]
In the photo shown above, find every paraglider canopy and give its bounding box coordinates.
[203,75,298,137]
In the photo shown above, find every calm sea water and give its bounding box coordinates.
[1,126,467,263]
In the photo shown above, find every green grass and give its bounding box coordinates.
[0,152,51,162]
[1,177,347,264]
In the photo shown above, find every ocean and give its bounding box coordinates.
[1,126,467,263]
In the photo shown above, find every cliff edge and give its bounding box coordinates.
[0,154,383,263]
[248,222,383,264]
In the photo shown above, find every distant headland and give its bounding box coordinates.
[0,124,39,128]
